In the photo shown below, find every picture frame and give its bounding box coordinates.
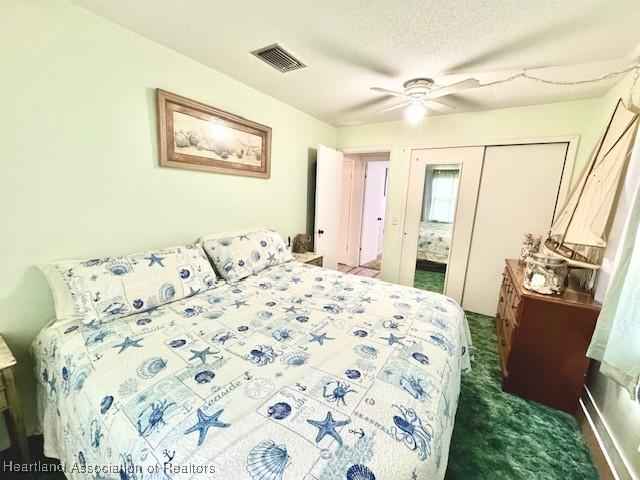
[157,89,271,178]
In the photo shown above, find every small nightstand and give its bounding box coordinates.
[292,251,323,267]
[0,336,30,465]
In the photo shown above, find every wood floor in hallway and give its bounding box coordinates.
[338,264,380,278]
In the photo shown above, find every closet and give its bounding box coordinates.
[399,147,483,302]
[400,141,571,315]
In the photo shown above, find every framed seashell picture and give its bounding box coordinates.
[157,89,271,178]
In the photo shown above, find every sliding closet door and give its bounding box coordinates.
[399,147,484,302]
[462,143,569,315]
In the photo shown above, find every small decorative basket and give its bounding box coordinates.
[523,253,568,295]
[292,233,311,253]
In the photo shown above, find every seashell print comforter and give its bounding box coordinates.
[33,261,472,480]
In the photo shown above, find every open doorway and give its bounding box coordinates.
[338,152,390,278]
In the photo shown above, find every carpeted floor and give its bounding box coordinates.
[445,312,599,479]
[414,267,446,293]
[410,269,598,478]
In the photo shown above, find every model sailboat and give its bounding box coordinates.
[545,99,640,268]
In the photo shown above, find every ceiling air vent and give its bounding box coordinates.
[251,44,306,73]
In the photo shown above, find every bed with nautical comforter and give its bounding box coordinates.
[34,257,471,479]
[417,221,453,264]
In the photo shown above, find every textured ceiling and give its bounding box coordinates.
[73,0,640,126]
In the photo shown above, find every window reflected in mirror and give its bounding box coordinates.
[414,164,460,293]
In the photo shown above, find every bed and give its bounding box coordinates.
[34,260,471,480]
[416,221,453,265]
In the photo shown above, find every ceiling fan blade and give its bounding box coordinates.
[445,10,602,74]
[424,100,455,113]
[428,78,480,99]
[371,87,411,99]
[340,96,393,114]
[311,36,399,77]
[377,101,411,114]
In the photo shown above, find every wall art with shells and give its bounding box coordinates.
[157,89,272,178]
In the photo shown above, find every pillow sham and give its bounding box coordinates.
[39,243,218,324]
[201,228,293,283]
[39,261,82,323]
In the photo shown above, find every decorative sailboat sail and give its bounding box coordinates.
[545,99,640,268]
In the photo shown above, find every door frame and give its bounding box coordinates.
[397,135,579,286]
[339,147,392,267]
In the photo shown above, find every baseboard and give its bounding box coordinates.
[580,386,636,480]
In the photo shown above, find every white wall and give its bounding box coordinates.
[0,0,335,446]
[337,98,603,283]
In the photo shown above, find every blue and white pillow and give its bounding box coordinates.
[40,243,218,324]
[201,228,293,283]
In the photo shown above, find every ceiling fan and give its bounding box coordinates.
[371,77,480,122]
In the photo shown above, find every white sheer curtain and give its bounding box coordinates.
[588,181,640,397]
[587,135,640,398]
[428,169,459,223]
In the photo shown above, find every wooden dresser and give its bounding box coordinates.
[496,259,600,414]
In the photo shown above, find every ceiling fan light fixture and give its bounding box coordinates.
[371,76,478,119]
[405,102,427,124]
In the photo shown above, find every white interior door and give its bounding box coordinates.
[462,142,569,314]
[399,147,484,303]
[377,165,389,253]
[314,145,344,270]
[360,161,389,265]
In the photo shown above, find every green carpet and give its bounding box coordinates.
[411,269,597,477]
[414,267,446,293]
[445,312,599,479]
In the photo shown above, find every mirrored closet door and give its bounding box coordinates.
[400,141,572,315]
[399,147,484,302]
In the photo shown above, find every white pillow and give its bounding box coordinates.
[200,228,293,283]
[39,261,83,323]
[39,243,218,324]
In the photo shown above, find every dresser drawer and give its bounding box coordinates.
[504,315,516,347]
[501,270,521,325]
[497,270,509,318]
[497,278,506,317]
[511,290,521,316]
[495,314,510,377]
